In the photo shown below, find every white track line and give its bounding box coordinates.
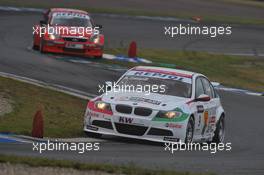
[215,87,263,96]
[0,71,95,100]
[0,134,32,144]
[209,52,264,57]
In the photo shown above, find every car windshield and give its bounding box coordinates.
[50,12,92,27]
[117,74,192,98]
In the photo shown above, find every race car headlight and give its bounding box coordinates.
[95,101,111,111]
[156,111,182,119]
[87,98,113,115]
[90,35,100,44]
[49,34,59,40]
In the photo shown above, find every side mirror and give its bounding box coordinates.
[40,20,47,26]
[105,81,112,91]
[195,94,210,102]
[211,82,220,87]
[95,24,102,29]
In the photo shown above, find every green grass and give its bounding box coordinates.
[0,0,264,25]
[0,76,87,138]
[104,48,264,92]
[0,154,213,175]
[220,0,264,8]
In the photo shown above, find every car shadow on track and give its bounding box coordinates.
[98,135,164,147]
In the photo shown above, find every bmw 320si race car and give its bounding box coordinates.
[84,66,225,143]
[33,8,104,58]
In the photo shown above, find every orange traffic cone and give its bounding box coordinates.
[128,41,137,58]
[31,108,44,138]
[192,16,202,22]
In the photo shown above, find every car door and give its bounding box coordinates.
[194,77,208,137]
[200,77,217,136]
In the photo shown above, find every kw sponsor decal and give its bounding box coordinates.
[119,116,134,124]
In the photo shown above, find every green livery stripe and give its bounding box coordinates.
[152,113,189,122]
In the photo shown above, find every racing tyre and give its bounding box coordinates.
[212,116,225,143]
[32,44,39,50]
[94,55,103,59]
[39,39,46,53]
[185,116,194,143]
[85,131,102,138]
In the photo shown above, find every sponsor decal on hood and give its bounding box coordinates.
[102,92,189,111]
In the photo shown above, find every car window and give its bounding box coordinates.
[195,78,205,98]
[201,78,213,98]
[209,83,216,98]
[51,12,92,27]
[118,75,192,98]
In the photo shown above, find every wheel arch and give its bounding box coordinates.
[216,105,225,122]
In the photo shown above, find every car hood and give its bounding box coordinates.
[101,91,190,111]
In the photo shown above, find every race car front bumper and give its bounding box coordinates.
[42,39,103,57]
[83,109,187,143]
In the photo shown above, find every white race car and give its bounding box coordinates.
[84,66,225,143]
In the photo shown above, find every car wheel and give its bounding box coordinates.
[39,39,45,53]
[185,116,194,143]
[85,131,102,138]
[32,44,39,50]
[212,116,225,143]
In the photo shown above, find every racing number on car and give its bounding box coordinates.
[197,105,204,113]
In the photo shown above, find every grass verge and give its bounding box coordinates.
[0,154,212,175]
[104,48,264,92]
[0,1,263,25]
[221,0,264,8]
[0,76,87,137]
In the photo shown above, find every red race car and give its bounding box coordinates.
[33,8,104,58]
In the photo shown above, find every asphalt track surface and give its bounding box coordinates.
[0,11,264,175]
